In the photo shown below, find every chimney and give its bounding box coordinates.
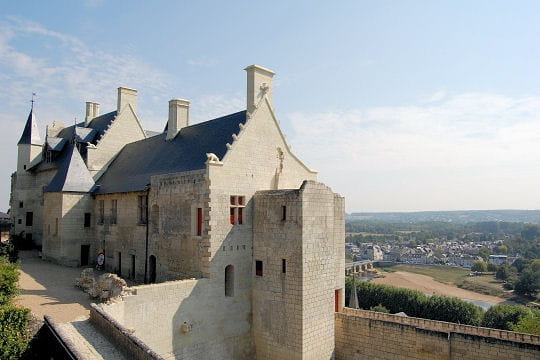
[85,102,100,126]
[166,98,190,141]
[245,65,275,114]
[117,87,138,114]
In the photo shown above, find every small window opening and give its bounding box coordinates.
[281,206,287,221]
[225,265,234,297]
[282,259,287,274]
[54,218,58,235]
[138,195,148,224]
[84,213,91,228]
[197,207,203,236]
[110,200,118,225]
[25,212,33,226]
[18,219,22,225]
[255,260,263,276]
[98,200,105,224]
[19,201,23,208]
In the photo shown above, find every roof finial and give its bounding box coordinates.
[31,92,36,110]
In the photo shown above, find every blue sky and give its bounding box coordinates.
[1,1,540,212]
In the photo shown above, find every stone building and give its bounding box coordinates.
[10,65,346,359]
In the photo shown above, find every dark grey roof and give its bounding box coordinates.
[18,109,42,145]
[96,110,247,194]
[45,143,95,193]
[46,137,67,151]
[57,111,116,144]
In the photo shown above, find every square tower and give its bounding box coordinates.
[252,181,345,359]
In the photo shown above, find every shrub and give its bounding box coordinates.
[472,260,488,273]
[346,279,484,325]
[481,305,532,330]
[487,262,498,272]
[0,305,30,359]
[0,258,19,306]
[511,314,540,335]
[370,304,389,313]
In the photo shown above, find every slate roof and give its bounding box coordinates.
[57,111,117,144]
[45,143,95,193]
[18,109,42,145]
[96,110,247,194]
[46,137,67,151]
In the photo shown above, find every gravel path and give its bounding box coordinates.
[15,250,94,323]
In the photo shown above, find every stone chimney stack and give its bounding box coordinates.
[117,87,138,114]
[245,65,275,114]
[85,102,100,126]
[166,98,190,141]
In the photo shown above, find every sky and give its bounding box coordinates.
[1,1,540,212]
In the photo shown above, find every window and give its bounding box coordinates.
[19,201,23,208]
[54,218,58,235]
[255,260,263,276]
[281,205,287,221]
[25,212,33,226]
[138,195,148,224]
[197,208,203,236]
[110,200,117,225]
[84,213,91,228]
[282,259,287,274]
[225,265,234,297]
[229,196,245,225]
[18,219,21,225]
[98,200,104,224]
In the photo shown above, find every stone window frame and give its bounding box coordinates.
[98,200,105,224]
[255,260,263,277]
[229,195,245,225]
[110,199,118,225]
[138,195,148,225]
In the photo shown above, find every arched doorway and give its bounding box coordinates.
[149,255,156,283]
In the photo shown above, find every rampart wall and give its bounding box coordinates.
[335,308,540,360]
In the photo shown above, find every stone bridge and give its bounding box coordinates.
[345,260,374,276]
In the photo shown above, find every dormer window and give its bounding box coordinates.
[45,150,53,163]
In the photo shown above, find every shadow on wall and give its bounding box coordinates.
[168,203,255,359]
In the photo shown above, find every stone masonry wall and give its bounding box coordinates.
[99,279,254,359]
[335,308,540,360]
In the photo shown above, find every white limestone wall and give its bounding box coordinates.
[95,192,148,280]
[300,182,344,358]
[99,278,254,359]
[11,169,55,247]
[42,192,63,260]
[149,170,208,280]
[87,106,146,178]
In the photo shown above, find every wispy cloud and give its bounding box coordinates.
[287,92,540,211]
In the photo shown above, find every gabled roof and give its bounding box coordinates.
[46,137,68,151]
[45,143,95,193]
[57,111,117,144]
[18,109,42,145]
[96,110,247,194]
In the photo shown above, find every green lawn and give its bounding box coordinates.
[378,264,470,286]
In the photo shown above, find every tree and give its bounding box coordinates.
[487,262,498,272]
[514,267,540,297]
[496,263,510,281]
[521,225,540,241]
[482,305,532,330]
[471,260,488,273]
[478,249,490,262]
[512,258,530,273]
[511,315,540,335]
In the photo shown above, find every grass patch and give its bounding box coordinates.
[377,264,470,286]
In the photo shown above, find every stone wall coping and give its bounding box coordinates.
[90,303,165,360]
[340,307,540,345]
[44,315,87,359]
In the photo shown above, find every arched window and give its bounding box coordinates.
[225,265,234,297]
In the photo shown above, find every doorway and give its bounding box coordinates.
[149,255,156,283]
[80,245,90,266]
[117,252,122,277]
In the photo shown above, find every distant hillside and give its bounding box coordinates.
[347,210,540,224]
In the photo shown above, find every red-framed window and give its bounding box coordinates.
[230,196,245,225]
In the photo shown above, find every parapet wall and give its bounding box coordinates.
[335,308,540,360]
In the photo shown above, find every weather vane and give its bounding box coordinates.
[31,92,36,110]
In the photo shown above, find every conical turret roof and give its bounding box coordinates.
[18,109,42,145]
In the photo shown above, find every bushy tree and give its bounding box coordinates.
[471,260,488,273]
[511,314,540,335]
[370,304,390,313]
[482,305,532,330]
[496,263,510,281]
[0,258,19,306]
[514,267,540,297]
[487,262,498,272]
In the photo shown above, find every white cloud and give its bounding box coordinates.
[286,93,540,211]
